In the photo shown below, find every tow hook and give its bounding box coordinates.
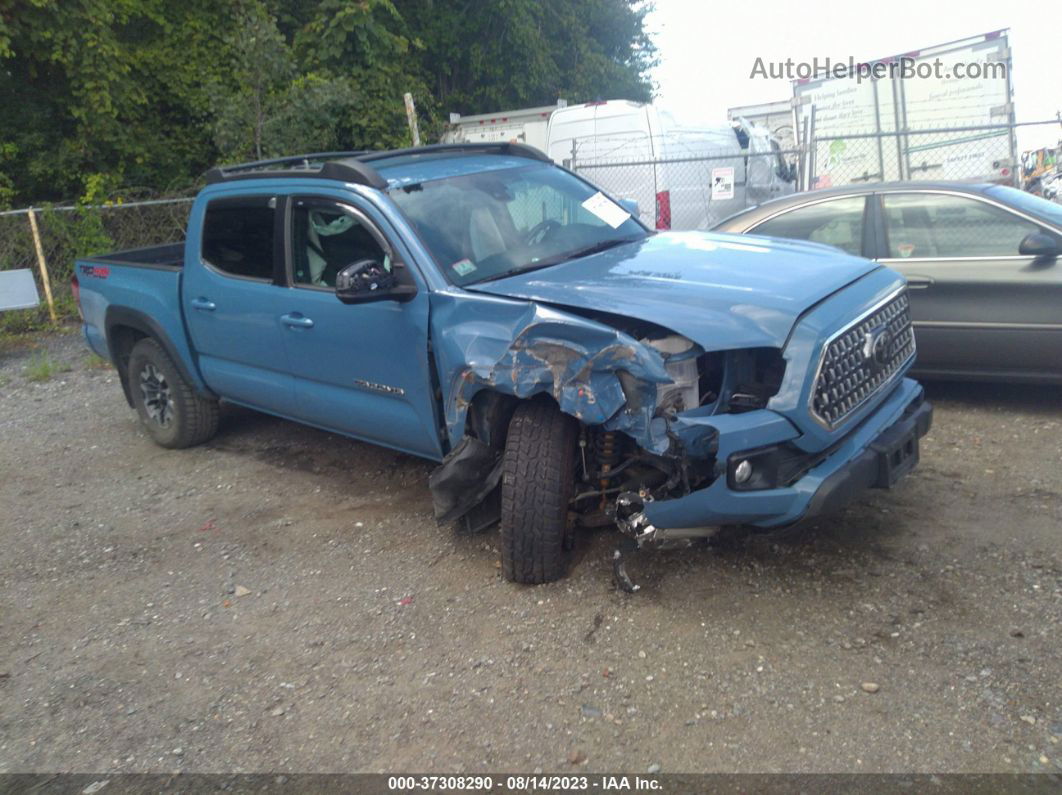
[610,491,656,593]
[613,491,657,543]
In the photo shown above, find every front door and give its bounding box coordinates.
[876,191,1062,378]
[182,194,297,415]
[278,195,443,459]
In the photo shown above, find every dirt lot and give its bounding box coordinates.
[1,330,1060,774]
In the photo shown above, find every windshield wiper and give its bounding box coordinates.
[473,237,641,284]
[473,262,554,284]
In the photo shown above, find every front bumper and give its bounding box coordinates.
[640,377,932,537]
[804,394,931,517]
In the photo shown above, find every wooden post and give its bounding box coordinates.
[403,92,421,147]
[27,209,57,323]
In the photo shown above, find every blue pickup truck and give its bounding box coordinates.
[74,143,931,588]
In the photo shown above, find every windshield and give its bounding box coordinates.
[388,162,647,285]
[985,185,1062,228]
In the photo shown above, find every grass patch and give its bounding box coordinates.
[85,353,113,371]
[24,353,71,382]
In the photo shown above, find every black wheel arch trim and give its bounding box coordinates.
[104,306,216,406]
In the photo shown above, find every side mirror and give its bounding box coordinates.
[335,259,417,304]
[618,198,639,219]
[1018,232,1059,259]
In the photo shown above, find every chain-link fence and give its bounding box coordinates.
[571,147,801,230]
[806,124,1024,189]
[2,120,1058,331]
[567,119,1061,229]
[0,197,193,330]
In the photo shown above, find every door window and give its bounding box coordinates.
[749,196,866,256]
[291,200,391,288]
[201,197,276,280]
[882,192,1041,259]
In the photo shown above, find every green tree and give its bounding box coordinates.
[396,0,655,114]
[0,0,656,205]
[210,1,295,160]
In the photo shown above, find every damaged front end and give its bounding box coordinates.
[427,290,787,541]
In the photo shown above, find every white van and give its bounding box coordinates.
[545,101,795,230]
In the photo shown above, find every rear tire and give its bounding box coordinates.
[500,401,578,584]
[127,337,219,449]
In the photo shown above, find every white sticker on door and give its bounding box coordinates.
[711,167,735,200]
[581,191,631,229]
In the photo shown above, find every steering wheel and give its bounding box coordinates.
[524,219,561,246]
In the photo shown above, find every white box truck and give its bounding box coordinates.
[441,102,567,152]
[794,30,1018,187]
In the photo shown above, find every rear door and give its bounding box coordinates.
[873,190,1062,377]
[182,195,297,415]
[277,195,443,459]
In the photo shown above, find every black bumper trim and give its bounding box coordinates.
[804,395,933,519]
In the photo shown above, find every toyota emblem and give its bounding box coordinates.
[863,325,892,369]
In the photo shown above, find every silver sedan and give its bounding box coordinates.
[713,181,1062,384]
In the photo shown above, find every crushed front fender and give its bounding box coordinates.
[429,289,675,452]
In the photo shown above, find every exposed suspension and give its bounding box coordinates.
[595,431,620,510]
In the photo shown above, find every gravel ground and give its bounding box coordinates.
[1,330,1060,774]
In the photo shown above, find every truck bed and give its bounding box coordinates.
[89,242,184,269]
[76,245,195,386]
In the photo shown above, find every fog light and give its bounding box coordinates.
[734,459,753,484]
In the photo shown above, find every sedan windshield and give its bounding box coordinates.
[389,162,647,286]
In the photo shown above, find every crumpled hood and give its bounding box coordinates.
[469,231,881,351]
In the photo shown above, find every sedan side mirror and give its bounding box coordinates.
[1018,232,1059,259]
[335,259,417,304]
[618,198,640,219]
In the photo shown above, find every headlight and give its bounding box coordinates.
[643,334,700,413]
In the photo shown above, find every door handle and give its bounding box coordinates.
[906,276,934,289]
[280,312,314,329]
[190,297,216,311]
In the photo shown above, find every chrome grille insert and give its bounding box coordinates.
[811,289,915,429]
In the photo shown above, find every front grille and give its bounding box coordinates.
[811,290,915,428]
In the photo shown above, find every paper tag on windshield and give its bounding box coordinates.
[581,191,630,229]
[451,258,477,276]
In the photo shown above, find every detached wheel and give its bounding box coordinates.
[127,337,219,449]
[500,401,578,584]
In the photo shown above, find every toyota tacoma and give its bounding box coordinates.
[73,144,932,587]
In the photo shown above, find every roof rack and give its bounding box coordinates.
[203,142,551,188]
[211,151,373,174]
[204,151,387,189]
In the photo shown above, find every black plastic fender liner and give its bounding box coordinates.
[104,306,217,407]
[429,436,505,524]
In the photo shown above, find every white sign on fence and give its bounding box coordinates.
[711,167,735,200]
[0,269,41,312]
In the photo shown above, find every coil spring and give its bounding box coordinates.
[594,431,621,469]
